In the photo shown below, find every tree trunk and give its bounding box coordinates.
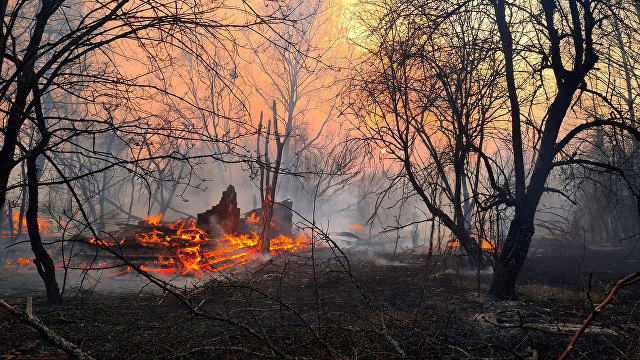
[258,186,274,254]
[26,155,61,304]
[460,238,485,270]
[489,210,535,297]
[0,0,56,212]
[257,101,283,254]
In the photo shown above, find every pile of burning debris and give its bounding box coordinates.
[5,185,312,277]
[98,185,310,277]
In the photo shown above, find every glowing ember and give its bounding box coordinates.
[480,242,495,250]
[12,213,52,235]
[6,257,34,268]
[87,237,123,247]
[349,223,363,229]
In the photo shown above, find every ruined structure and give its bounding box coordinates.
[271,200,294,236]
[196,185,294,239]
[197,185,240,235]
[241,199,294,237]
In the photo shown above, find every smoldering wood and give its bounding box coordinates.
[58,185,298,280]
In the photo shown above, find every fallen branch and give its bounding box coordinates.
[480,314,574,336]
[559,269,640,360]
[0,299,94,360]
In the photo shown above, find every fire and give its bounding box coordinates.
[6,257,33,268]
[87,237,123,247]
[247,212,260,223]
[349,223,363,229]
[115,217,313,277]
[144,214,163,226]
[448,237,499,252]
[380,147,387,154]
[5,215,315,278]
[480,242,495,250]
[270,234,310,252]
[247,211,274,227]
[12,213,52,235]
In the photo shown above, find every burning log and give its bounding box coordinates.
[197,185,240,236]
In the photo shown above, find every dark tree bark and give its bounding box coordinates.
[489,0,599,297]
[0,0,58,212]
[258,186,274,254]
[257,101,286,254]
[27,154,61,304]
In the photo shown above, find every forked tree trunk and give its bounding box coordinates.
[257,101,285,254]
[258,186,274,254]
[489,210,535,297]
[486,0,600,297]
[26,155,61,304]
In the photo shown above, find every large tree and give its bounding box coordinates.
[349,0,640,297]
[348,0,506,268]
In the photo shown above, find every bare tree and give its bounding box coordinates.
[349,0,640,297]
[486,0,640,297]
[246,0,342,199]
[255,101,285,253]
[347,0,505,268]
[0,0,291,303]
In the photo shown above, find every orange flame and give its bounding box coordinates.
[5,216,316,278]
[128,218,314,277]
[87,237,120,247]
[144,214,163,226]
[247,212,260,223]
[247,212,274,226]
[448,237,499,252]
[5,257,33,268]
[270,234,310,252]
[12,213,51,235]
[349,223,363,229]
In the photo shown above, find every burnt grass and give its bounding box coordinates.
[2,237,640,359]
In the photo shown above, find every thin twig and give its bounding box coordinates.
[559,269,640,360]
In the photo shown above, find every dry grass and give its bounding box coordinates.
[517,284,606,305]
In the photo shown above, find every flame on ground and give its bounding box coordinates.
[448,238,499,252]
[12,213,52,235]
[349,223,363,229]
[117,217,312,277]
[4,216,316,278]
[87,237,124,247]
[6,257,32,267]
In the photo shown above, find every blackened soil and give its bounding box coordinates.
[2,240,640,359]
